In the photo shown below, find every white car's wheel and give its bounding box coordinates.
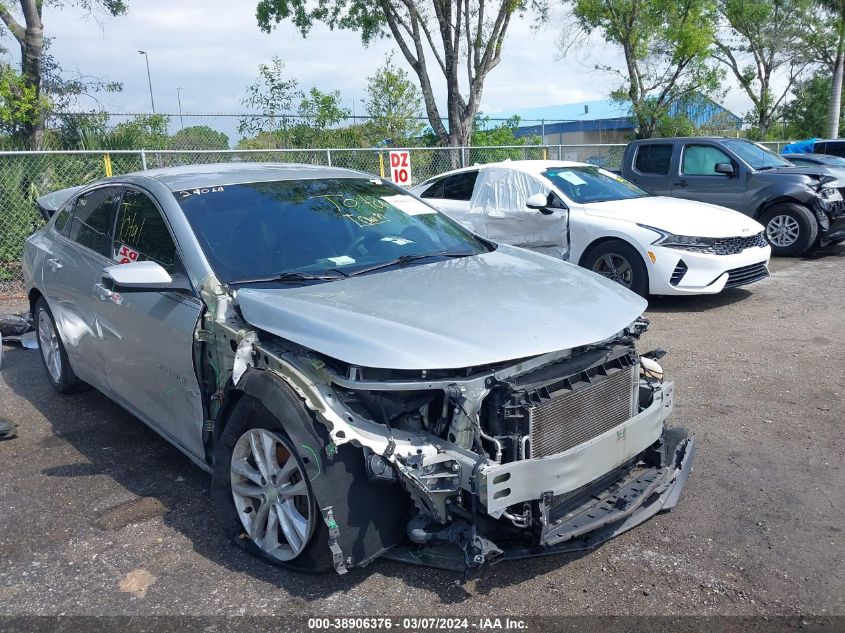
[582,240,649,297]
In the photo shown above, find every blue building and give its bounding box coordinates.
[485,97,741,144]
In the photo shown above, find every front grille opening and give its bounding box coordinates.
[670,260,688,286]
[723,261,769,288]
[527,363,638,458]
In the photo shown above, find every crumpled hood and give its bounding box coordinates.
[583,196,764,237]
[236,245,646,370]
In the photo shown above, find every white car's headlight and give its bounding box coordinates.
[637,224,715,250]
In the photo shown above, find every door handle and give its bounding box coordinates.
[673,180,688,188]
[93,283,114,301]
[47,257,63,271]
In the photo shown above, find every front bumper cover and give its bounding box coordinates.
[384,428,696,571]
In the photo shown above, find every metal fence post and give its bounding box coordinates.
[326,148,332,166]
[140,149,147,171]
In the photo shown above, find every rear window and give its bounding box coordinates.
[634,144,673,175]
[66,187,122,257]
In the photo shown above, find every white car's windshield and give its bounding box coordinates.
[722,139,791,171]
[176,178,489,285]
[543,166,649,204]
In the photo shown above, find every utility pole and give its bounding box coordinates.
[138,50,155,113]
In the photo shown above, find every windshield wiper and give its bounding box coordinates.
[345,252,474,277]
[228,270,348,286]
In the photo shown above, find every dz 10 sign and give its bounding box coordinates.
[389,150,412,186]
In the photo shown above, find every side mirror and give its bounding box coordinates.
[103,260,174,292]
[526,192,549,210]
[715,162,735,176]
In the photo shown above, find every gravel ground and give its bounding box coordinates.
[0,250,843,621]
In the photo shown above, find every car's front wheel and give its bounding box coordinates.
[212,402,332,572]
[582,240,649,297]
[761,203,819,256]
[34,297,81,394]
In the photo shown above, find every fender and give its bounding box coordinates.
[224,367,409,571]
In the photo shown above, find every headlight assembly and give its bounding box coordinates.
[637,224,716,250]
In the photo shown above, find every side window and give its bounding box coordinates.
[442,171,478,201]
[634,144,673,175]
[66,187,121,257]
[113,189,179,273]
[682,145,733,176]
[420,178,445,199]
[52,200,73,234]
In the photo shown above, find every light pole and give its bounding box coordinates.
[138,50,155,113]
[177,87,184,130]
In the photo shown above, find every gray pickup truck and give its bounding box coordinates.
[619,137,845,256]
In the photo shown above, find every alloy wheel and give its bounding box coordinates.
[230,429,316,562]
[37,310,62,382]
[592,253,634,288]
[766,214,800,247]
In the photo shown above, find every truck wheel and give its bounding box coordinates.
[211,398,333,573]
[583,240,649,297]
[761,203,819,256]
[34,297,81,394]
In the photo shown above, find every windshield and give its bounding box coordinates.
[176,178,489,285]
[542,166,649,204]
[722,139,791,170]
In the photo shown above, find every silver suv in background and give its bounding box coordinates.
[23,163,694,573]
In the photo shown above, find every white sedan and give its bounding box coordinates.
[410,160,771,296]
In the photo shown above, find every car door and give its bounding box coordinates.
[472,167,569,259]
[94,186,206,458]
[418,171,482,233]
[626,142,675,195]
[670,143,747,210]
[40,186,123,391]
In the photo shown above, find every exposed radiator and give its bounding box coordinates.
[527,363,638,458]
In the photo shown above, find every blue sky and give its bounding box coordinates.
[3,0,758,122]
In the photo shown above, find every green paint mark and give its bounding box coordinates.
[325,442,337,458]
[327,518,338,530]
[300,444,322,480]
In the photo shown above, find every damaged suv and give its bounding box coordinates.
[23,164,695,573]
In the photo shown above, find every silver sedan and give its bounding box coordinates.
[23,163,694,573]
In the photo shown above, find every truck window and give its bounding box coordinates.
[634,144,673,175]
[682,145,733,176]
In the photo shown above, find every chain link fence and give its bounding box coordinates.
[0,142,791,296]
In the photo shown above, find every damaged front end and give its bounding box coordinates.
[198,277,694,574]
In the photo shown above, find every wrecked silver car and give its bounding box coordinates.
[23,163,694,573]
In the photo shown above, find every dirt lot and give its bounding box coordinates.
[1,250,843,621]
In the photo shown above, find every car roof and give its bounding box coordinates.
[627,136,745,143]
[117,162,372,192]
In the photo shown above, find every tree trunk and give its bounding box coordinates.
[1,1,45,148]
[827,18,845,139]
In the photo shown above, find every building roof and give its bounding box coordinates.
[482,98,741,138]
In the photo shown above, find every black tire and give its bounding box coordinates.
[582,240,649,297]
[211,395,333,573]
[760,203,819,257]
[33,297,81,394]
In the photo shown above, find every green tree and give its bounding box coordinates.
[168,125,230,150]
[289,87,352,148]
[712,0,812,139]
[255,0,530,150]
[59,113,170,150]
[364,53,425,144]
[238,57,301,146]
[802,1,845,137]
[0,0,127,147]
[782,71,842,137]
[564,0,722,139]
[0,59,47,148]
